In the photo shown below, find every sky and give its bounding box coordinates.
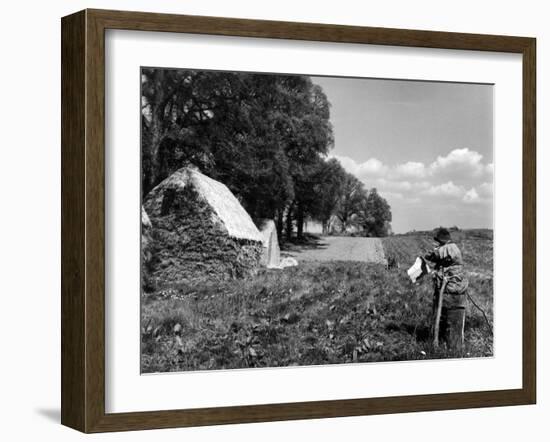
[311,76,494,234]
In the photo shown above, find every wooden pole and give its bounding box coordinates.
[433,276,447,349]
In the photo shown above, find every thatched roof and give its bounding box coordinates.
[145,168,262,242]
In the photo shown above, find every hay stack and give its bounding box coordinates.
[259,220,281,268]
[143,167,263,286]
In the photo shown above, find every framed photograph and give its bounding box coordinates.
[61,9,536,433]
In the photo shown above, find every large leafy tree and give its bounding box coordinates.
[356,188,392,236]
[141,69,247,193]
[142,69,333,229]
[334,173,366,232]
[310,158,348,234]
[282,82,334,238]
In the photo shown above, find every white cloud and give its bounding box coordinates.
[374,178,412,192]
[478,182,493,198]
[330,148,493,212]
[383,191,404,200]
[431,148,483,169]
[359,158,388,177]
[381,191,421,205]
[428,148,490,183]
[373,178,430,193]
[331,155,358,174]
[460,182,493,205]
[392,161,427,179]
[333,148,491,185]
[424,181,465,198]
[463,188,480,203]
[331,155,388,178]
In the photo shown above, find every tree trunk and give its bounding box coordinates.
[144,70,166,194]
[146,132,162,194]
[285,205,293,241]
[322,219,330,235]
[340,216,347,233]
[296,205,304,240]
[276,210,284,240]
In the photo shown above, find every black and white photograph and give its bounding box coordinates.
[140,68,494,374]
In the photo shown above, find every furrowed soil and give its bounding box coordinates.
[142,230,493,373]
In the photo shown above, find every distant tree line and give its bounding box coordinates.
[141,68,392,238]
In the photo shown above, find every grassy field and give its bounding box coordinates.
[142,230,493,373]
[382,228,493,275]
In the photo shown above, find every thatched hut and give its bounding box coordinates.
[259,220,281,269]
[143,167,263,286]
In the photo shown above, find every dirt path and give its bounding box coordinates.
[287,236,387,264]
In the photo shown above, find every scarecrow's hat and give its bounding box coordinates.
[433,227,451,244]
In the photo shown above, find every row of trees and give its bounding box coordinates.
[141,68,392,239]
[315,160,392,237]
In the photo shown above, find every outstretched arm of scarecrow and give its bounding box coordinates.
[424,249,439,264]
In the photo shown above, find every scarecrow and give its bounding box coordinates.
[424,227,469,351]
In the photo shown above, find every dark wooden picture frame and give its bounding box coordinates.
[61,9,536,433]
